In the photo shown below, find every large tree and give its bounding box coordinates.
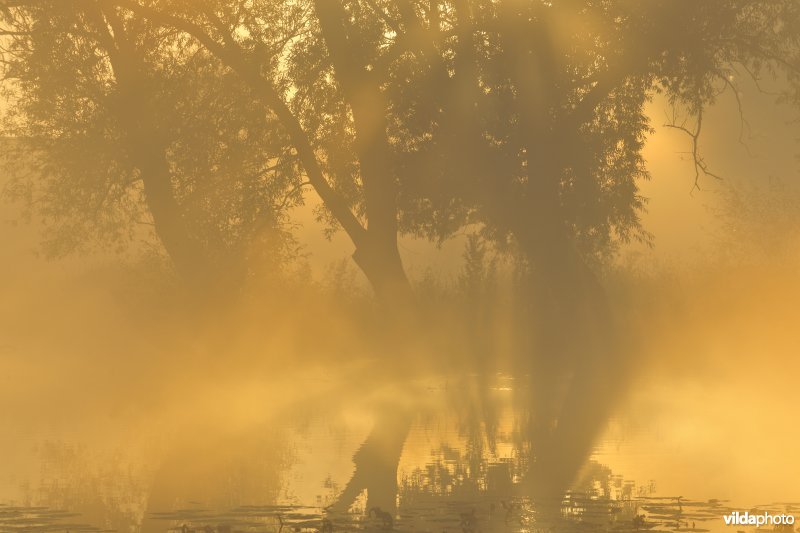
[68,0,419,306]
[0,2,302,290]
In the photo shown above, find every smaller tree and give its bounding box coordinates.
[0,3,304,291]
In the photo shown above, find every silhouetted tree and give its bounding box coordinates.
[70,0,418,306]
[0,3,302,291]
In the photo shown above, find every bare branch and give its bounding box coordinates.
[719,70,755,157]
[664,105,723,193]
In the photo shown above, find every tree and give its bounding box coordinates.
[81,0,417,307]
[367,0,800,498]
[0,2,302,291]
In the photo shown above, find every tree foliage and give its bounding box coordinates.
[1,0,799,294]
[0,2,304,284]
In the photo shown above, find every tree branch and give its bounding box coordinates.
[111,0,368,247]
[664,106,723,193]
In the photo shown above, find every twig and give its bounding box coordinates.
[664,105,723,193]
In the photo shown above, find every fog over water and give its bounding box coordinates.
[1,3,800,533]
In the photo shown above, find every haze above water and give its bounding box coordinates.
[1,88,798,532]
[1,3,800,533]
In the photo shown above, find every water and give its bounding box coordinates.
[2,361,798,533]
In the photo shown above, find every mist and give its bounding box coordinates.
[1,2,800,533]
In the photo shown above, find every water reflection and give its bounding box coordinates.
[139,486,761,533]
[12,492,799,533]
[6,368,795,533]
[0,504,107,532]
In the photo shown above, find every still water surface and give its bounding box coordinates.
[1,359,798,533]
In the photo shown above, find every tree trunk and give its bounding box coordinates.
[136,145,210,286]
[91,8,214,291]
[489,4,628,500]
[352,239,414,310]
[517,226,624,502]
[313,0,414,311]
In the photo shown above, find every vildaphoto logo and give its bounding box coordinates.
[723,512,795,527]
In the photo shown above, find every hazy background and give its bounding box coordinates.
[3,84,799,509]
[1,2,800,533]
